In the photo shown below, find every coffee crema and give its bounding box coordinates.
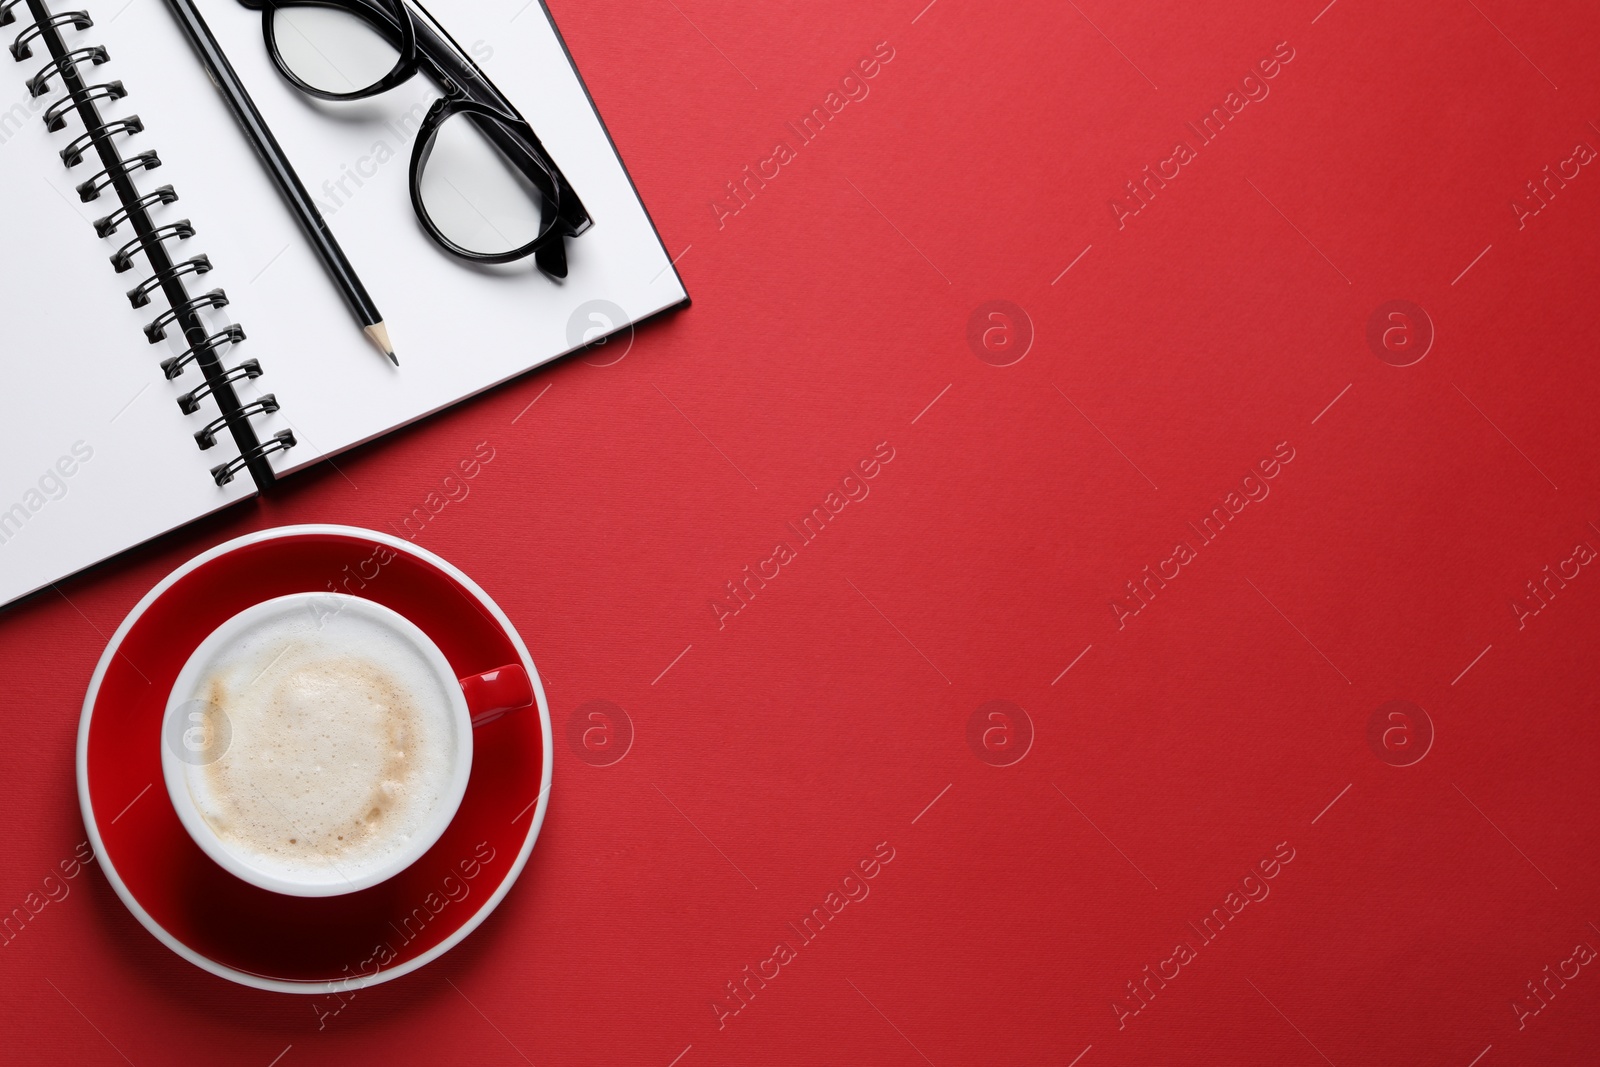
[180,602,459,887]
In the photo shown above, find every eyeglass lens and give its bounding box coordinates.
[420,111,553,257]
[271,3,402,96]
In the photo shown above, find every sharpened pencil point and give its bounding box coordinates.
[364,322,396,363]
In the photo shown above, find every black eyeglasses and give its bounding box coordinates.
[239,0,589,276]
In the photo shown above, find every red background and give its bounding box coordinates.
[4,0,1600,1063]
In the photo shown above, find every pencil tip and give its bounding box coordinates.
[364,322,395,362]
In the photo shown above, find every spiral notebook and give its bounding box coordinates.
[0,0,686,609]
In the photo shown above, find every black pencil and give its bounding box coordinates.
[161,0,397,364]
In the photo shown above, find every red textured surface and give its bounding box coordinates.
[4,0,1600,1063]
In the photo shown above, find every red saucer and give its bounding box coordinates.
[76,525,552,993]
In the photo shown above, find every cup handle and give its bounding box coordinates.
[459,664,534,727]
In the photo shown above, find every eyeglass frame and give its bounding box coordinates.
[239,0,591,273]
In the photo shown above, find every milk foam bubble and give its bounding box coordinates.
[181,600,460,887]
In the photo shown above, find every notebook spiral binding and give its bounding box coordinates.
[6,0,293,488]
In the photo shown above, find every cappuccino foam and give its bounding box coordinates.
[181,600,460,887]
